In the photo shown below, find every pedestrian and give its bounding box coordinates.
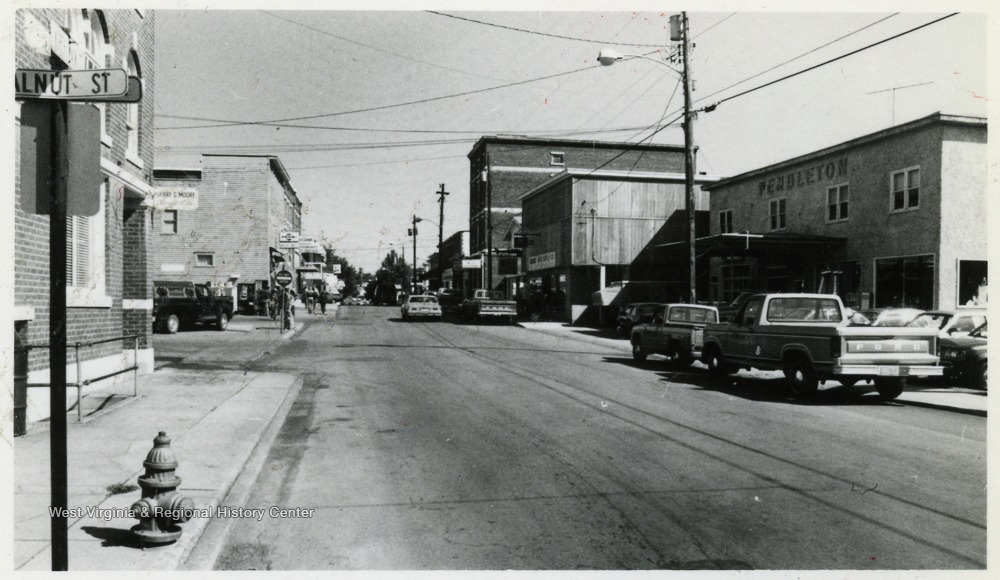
[319,288,329,314]
[305,285,318,314]
[283,288,295,330]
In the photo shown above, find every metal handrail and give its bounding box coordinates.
[19,335,141,421]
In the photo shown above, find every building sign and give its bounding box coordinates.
[298,236,322,254]
[16,68,128,100]
[758,157,848,195]
[461,259,481,269]
[278,231,300,249]
[528,251,557,272]
[144,187,198,210]
[332,264,342,274]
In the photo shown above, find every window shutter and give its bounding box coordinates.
[76,215,91,285]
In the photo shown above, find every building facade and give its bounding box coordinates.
[151,154,303,303]
[519,169,713,323]
[701,113,987,312]
[14,8,157,421]
[439,230,470,292]
[466,136,691,293]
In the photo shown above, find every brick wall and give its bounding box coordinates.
[15,8,156,372]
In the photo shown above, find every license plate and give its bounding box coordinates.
[878,366,910,376]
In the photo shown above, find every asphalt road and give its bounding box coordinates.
[161,307,986,571]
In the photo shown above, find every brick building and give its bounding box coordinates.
[466,136,691,294]
[700,113,987,312]
[151,154,303,305]
[14,9,157,422]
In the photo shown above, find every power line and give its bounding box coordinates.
[694,12,899,106]
[693,12,737,39]
[702,13,956,110]
[153,63,602,130]
[425,11,665,47]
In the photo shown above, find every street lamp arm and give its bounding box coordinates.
[597,48,681,77]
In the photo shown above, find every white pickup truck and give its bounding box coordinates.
[701,293,943,400]
[461,290,518,324]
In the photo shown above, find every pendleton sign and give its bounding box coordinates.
[758,157,849,195]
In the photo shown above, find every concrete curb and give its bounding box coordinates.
[181,374,306,570]
[894,398,987,417]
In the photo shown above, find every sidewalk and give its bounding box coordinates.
[519,321,988,417]
[14,364,303,570]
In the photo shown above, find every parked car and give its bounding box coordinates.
[437,288,465,314]
[461,290,517,324]
[939,322,987,390]
[631,303,719,365]
[153,281,235,333]
[401,295,442,321]
[907,309,988,338]
[870,308,924,327]
[717,292,759,323]
[616,302,660,337]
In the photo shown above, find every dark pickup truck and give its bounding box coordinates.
[153,281,235,333]
[631,303,720,365]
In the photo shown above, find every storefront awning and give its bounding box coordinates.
[655,232,847,259]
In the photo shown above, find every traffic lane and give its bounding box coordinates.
[221,311,722,569]
[405,318,986,568]
[220,309,984,569]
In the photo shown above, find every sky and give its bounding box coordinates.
[150,1,992,273]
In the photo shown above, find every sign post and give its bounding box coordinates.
[16,68,134,571]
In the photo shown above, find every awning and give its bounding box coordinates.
[655,232,847,259]
[269,247,285,263]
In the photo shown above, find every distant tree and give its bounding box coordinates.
[380,249,411,287]
[323,247,360,297]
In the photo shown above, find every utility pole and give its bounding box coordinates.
[410,215,422,293]
[679,11,697,304]
[436,183,448,289]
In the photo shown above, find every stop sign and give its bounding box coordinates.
[275,270,293,287]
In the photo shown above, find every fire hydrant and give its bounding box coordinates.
[130,431,194,547]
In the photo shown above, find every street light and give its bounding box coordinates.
[598,11,699,304]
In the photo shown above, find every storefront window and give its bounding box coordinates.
[957,260,987,307]
[874,255,934,309]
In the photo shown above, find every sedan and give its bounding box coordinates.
[401,295,442,321]
[939,322,987,390]
[907,309,987,338]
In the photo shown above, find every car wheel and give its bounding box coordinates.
[670,341,693,366]
[784,357,818,399]
[874,377,906,400]
[216,311,229,331]
[165,314,180,334]
[705,347,736,377]
[632,340,647,362]
[977,362,987,391]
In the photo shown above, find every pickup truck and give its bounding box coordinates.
[153,281,235,334]
[700,293,943,400]
[461,289,518,324]
[631,304,719,365]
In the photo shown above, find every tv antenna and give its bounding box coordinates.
[866,81,933,126]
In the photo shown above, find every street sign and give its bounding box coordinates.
[144,186,198,210]
[275,270,293,287]
[70,76,143,103]
[16,68,128,100]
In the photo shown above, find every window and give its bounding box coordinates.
[769,198,786,231]
[827,184,849,222]
[875,254,934,309]
[161,210,178,234]
[767,297,843,323]
[550,152,565,166]
[891,167,920,211]
[719,209,734,234]
[125,51,141,165]
[71,10,112,145]
[66,215,91,287]
[66,181,110,307]
[195,253,215,267]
